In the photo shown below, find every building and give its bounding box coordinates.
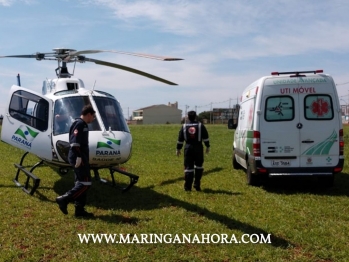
[132,102,182,124]
[341,104,349,123]
[211,106,239,124]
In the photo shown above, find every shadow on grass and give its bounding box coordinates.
[261,172,349,196]
[159,167,224,187]
[49,171,291,249]
[201,188,240,195]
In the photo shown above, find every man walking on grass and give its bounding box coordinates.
[56,104,96,217]
[176,111,210,191]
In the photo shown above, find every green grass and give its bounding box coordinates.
[1,124,349,261]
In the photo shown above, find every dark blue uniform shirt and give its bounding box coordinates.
[68,118,89,166]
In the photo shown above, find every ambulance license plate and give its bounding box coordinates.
[271,160,291,166]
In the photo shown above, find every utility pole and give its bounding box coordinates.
[185,105,189,123]
[210,102,212,124]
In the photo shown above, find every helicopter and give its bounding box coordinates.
[0,48,182,195]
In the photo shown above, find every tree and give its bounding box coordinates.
[198,111,211,122]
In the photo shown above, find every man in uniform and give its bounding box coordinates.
[176,111,210,191]
[56,104,96,217]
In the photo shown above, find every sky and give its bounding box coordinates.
[1,0,349,119]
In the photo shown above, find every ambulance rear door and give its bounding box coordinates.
[297,75,341,169]
[259,78,301,169]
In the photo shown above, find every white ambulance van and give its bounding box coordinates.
[232,70,344,186]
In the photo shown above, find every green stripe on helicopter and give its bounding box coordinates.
[14,125,39,141]
[97,138,121,149]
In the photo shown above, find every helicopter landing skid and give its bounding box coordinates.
[13,152,43,195]
[93,167,139,193]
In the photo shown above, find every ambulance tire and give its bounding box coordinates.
[232,150,241,170]
[246,162,260,186]
[318,175,334,187]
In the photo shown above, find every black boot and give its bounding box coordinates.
[184,172,194,191]
[194,168,203,191]
[75,206,94,218]
[56,194,70,215]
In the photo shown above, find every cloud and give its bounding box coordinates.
[0,0,36,6]
[82,0,349,62]
[0,0,14,6]
[87,0,349,36]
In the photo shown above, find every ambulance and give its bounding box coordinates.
[232,70,344,186]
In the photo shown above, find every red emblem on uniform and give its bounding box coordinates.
[74,129,78,136]
[188,127,196,134]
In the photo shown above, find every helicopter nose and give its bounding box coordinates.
[90,131,132,166]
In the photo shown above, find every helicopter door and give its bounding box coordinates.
[1,85,53,161]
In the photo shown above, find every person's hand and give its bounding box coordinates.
[206,147,210,154]
[176,150,181,157]
[75,157,82,168]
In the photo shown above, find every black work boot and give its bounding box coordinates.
[75,207,94,218]
[194,169,203,191]
[193,183,201,191]
[56,194,70,215]
[184,172,194,191]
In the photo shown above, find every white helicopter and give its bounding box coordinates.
[0,48,182,195]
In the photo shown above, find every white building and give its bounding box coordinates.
[132,102,182,124]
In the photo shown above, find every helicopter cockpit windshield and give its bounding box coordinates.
[93,96,130,133]
[53,97,100,135]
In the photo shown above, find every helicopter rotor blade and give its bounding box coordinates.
[84,57,178,85]
[69,49,183,61]
[0,52,58,60]
[0,54,37,58]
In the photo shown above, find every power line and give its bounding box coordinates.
[336,81,349,86]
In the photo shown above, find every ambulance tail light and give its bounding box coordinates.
[253,131,261,157]
[258,168,267,173]
[334,167,343,173]
[339,129,344,155]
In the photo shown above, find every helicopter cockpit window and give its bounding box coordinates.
[9,90,49,132]
[93,97,130,132]
[53,96,101,135]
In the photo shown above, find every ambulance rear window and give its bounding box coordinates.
[304,95,334,120]
[265,96,294,121]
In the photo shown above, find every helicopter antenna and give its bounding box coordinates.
[44,77,55,94]
[72,59,77,76]
[92,80,97,91]
[17,74,21,86]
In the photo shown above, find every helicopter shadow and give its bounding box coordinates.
[51,169,290,249]
[260,172,349,196]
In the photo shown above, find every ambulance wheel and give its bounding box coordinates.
[232,150,240,170]
[246,163,259,186]
[318,175,334,187]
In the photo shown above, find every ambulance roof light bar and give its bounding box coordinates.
[271,70,323,76]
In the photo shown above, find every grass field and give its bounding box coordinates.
[1,124,349,261]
